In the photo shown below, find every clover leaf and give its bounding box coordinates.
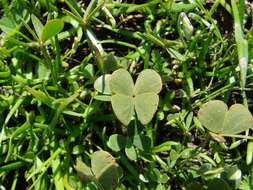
[110,69,162,125]
[75,150,122,190]
[91,151,122,190]
[198,100,253,135]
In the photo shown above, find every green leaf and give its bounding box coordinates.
[40,19,64,42]
[0,16,17,34]
[110,69,134,96]
[37,62,50,80]
[125,145,137,161]
[94,74,112,95]
[178,12,194,40]
[91,151,120,190]
[221,165,242,181]
[187,182,203,190]
[25,87,54,107]
[74,159,93,182]
[134,93,159,125]
[223,104,253,134]
[198,100,227,134]
[31,14,43,39]
[152,141,180,153]
[134,69,162,95]
[83,64,94,79]
[91,151,116,177]
[207,178,231,190]
[96,165,120,190]
[111,94,134,125]
[198,100,253,135]
[86,29,105,72]
[75,151,121,189]
[156,184,166,190]
[133,135,151,152]
[107,134,126,152]
[0,62,11,79]
[103,53,119,72]
[150,168,169,183]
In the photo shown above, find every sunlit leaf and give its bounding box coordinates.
[198,100,253,135]
[134,93,159,125]
[221,165,242,181]
[94,74,112,95]
[74,159,93,182]
[134,69,162,95]
[83,64,94,79]
[40,19,64,42]
[111,94,134,125]
[178,12,194,40]
[86,29,104,72]
[31,14,43,38]
[125,144,137,161]
[0,16,17,33]
[91,151,120,190]
[91,151,115,177]
[198,100,227,134]
[107,134,126,152]
[223,104,253,134]
[110,69,134,96]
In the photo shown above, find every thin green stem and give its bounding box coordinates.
[221,134,253,140]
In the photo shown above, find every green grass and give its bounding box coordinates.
[1,0,253,189]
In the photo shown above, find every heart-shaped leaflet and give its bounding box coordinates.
[198,100,253,135]
[110,69,162,125]
[91,151,121,190]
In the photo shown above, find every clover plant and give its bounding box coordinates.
[75,150,122,190]
[111,69,162,125]
[94,68,162,125]
[198,100,253,135]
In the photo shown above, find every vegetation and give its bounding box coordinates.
[1,0,253,189]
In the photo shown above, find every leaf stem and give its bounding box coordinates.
[221,134,253,140]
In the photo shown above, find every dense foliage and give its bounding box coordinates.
[1,0,253,189]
